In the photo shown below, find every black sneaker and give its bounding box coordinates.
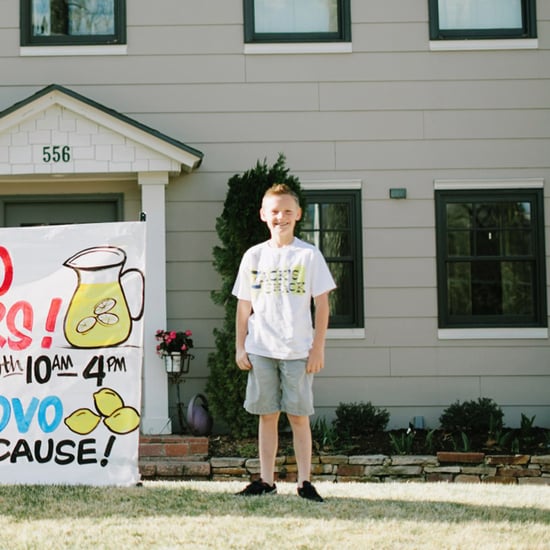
[236,479,277,496]
[297,481,324,502]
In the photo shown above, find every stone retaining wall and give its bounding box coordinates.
[209,452,550,485]
[139,448,550,485]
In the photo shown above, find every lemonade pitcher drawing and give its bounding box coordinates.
[63,246,144,348]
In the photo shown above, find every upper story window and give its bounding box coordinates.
[435,188,547,330]
[429,0,537,41]
[21,0,126,47]
[302,190,363,329]
[244,0,351,43]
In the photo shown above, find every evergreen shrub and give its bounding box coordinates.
[439,397,504,434]
[333,401,390,442]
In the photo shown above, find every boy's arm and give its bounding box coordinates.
[235,298,252,371]
[307,291,331,374]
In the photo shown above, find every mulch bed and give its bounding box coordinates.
[208,427,550,458]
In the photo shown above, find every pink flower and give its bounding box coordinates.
[154,329,194,357]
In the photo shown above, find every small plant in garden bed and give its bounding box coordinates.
[389,424,416,455]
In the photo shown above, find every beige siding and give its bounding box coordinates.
[1,0,549,429]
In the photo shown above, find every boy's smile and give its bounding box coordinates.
[260,193,302,247]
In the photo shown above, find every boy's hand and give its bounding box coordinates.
[306,347,324,374]
[236,348,252,371]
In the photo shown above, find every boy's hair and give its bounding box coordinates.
[263,183,299,206]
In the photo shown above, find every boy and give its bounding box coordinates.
[233,183,336,502]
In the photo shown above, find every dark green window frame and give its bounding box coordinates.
[435,188,547,329]
[428,0,537,41]
[302,190,363,329]
[243,0,351,43]
[20,0,126,47]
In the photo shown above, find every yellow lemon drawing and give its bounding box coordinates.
[93,388,125,417]
[103,406,140,434]
[64,408,101,435]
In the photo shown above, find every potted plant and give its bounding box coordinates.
[155,329,194,374]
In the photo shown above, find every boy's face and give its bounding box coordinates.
[260,193,302,244]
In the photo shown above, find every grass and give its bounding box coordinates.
[0,481,548,549]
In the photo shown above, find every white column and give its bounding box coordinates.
[138,171,171,434]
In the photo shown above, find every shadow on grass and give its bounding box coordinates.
[0,484,548,526]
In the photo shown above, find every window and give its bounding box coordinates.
[435,188,547,329]
[244,0,351,43]
[302,190,363,329]
[21,0,126,46]
[428,0,537,40]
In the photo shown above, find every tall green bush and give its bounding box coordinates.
[205,154,305,437]
[439,397,504,434]
[333,401,390,442]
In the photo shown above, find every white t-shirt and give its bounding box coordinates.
[232,237,336,360]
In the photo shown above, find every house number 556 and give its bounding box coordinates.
[42,145,71,163]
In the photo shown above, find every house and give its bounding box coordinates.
[0,0,548,433]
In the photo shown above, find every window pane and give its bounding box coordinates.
[32,0,115,37]
[448,262,472,315]
[438,0,522,30]
[322,231,351,257]
[502,201,531,227]
[322,203,350,229]
[502,261,534,315]
[504,229,532,256]
[302,204,320,234]
[302,204,321,249]
[475,229,501,256]
[448,260,536,317]
[447,230,471,256]
[303,202,351,256]
[447,203,472,229]
[255,0,338,33]
[326,261,353,317]
[471,261,503,314]
[475,202,500,228]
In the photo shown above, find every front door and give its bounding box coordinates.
[1,195,121,227]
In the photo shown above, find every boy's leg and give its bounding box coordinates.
[287,413,312,486]
[259,411,280,485]
[288,412,324,501]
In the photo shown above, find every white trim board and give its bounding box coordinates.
[434,179,544,190]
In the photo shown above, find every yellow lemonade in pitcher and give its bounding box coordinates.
[64,281,132,348]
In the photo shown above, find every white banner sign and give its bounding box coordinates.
[0,221,145,486]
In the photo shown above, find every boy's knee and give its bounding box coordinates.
[287,413,309,427]
[260,411,280,423]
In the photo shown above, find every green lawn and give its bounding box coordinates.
[0,481,548,549]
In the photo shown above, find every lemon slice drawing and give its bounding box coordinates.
[94,298,116,315]
[97,312,119,326]
[76,316,97,334]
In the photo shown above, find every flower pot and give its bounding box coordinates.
[163,353,189,374]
